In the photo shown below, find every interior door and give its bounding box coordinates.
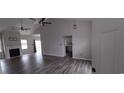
[117,30,124,73]
[35,40,42,54]
[64,36,72,57]
[100,31,116,73]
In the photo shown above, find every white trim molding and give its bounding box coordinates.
[72,57,91,61]
[43,53,64,57]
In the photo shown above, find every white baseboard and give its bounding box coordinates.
[43,53,91,61]
[72,57,91,61]
[43,53,64,57]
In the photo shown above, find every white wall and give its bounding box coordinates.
[2,31,21,59]
[0,33,3,72]
[0,33,4,59]
[0,31,41,58]
[92,18,124,73]
[40,19,92,60]
[20,35,40,55]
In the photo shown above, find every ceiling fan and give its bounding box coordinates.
[19,18,31,31]
[29,18,52,26]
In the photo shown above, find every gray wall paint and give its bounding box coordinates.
[21,35,40,55]
[2,31,21,59]
[0,33,4,59]
[0,30,41,58]
[40,19,92,60]
[92,18,124,73]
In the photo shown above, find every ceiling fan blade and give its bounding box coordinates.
[23,28,31,30]
[39,18,45,24]
[42,18,45,22]
[19,18,31,31]
[29,18,36,22]
[20,27,31,31]
[29,18,51,27]
[44,22,52,24]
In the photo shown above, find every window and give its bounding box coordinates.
[21,39,28,49]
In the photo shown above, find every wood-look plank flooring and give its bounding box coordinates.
[0,53,92,74]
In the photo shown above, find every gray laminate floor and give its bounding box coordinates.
[0,53,92,74]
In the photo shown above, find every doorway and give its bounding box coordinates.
[35,40,42,54]
[64,36,72,57]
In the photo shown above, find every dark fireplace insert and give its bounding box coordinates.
[9,48,20,57]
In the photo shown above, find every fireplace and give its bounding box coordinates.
[9,48,20,57]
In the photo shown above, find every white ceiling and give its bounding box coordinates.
[0,18,92,35]
[0,18,40,35]
[0,18,33,29]
[57,18,92,22]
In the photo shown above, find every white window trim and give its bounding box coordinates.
[21,39,28,50]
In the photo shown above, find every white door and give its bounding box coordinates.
[100,30,124,74]
[100,31,116,73]
[35,40,42,54]
[117,30,124,73]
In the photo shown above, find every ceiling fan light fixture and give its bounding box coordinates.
[73,23,77,29]
[73,19,78,30]
[19,18,31,31]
